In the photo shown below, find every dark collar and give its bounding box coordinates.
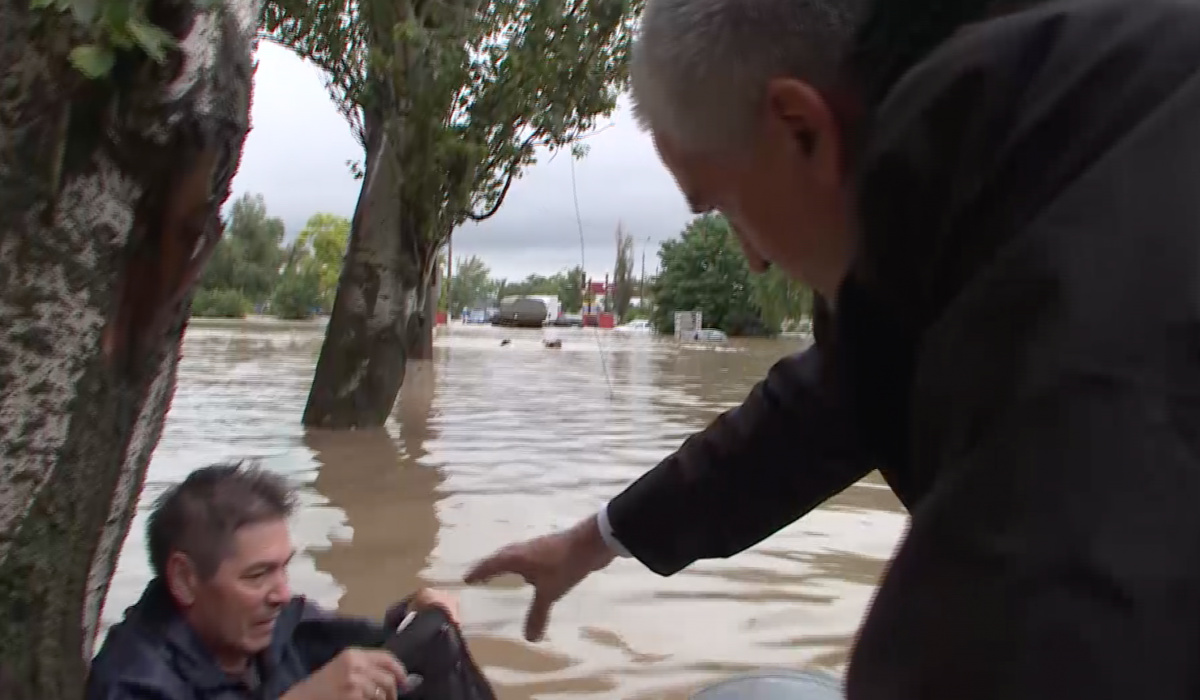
[125,579,303,695]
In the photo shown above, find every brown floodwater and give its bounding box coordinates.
[98,320,906,699]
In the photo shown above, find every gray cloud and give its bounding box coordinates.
[229,43,693,282]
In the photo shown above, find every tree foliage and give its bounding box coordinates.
[191,288,252,318]
[272,252,323,319]
[295,212,351,310]
[263,0,643,250]
[651,214,812,336]
[437,260,587,313]
[556,265,585,313]
[37,0,183,81]
[198,193,286,310]
[190,195,346,319]
[611,222,635,320]
[443,254,496,311]
[750,265,814,333]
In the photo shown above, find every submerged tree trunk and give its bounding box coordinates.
[0,0,260,696]
[302,112,426,429]
[408,255,437,361]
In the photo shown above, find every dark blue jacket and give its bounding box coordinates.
[87,579,391,700]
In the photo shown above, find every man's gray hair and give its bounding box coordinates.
[147,461,297,580]
[630,0,864,153]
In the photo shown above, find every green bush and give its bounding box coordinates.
[272,265,323,320]
[191,288,250,318]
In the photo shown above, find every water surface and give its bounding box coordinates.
[100,321,905,699]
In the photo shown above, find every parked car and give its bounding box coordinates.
[686,328,728,342]
[613,319,654,333]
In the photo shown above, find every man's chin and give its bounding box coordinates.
[245,621,276,650]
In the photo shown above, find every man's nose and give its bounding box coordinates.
[266,573,291,604]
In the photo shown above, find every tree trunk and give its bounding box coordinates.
[0,0,260,696]
[302,111,426,429]
[408,255,437,361]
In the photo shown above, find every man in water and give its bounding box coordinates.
[467,0,1200,697]
[88,462,459,700]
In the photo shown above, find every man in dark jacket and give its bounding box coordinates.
[87,463,459,700]
[466,0,1200,697]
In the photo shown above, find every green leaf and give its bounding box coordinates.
[68,44,115,79]
[126,18,175,62]
[67,0,99,24]
[100,0,130,29]
[29,0,54,10]
[107,25,135,49]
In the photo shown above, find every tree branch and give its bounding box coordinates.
[466,132,537,221]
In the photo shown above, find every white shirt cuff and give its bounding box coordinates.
[596,504,632,558]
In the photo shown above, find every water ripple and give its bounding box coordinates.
[98,320,905,699]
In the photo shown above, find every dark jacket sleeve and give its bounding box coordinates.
[606,342,873,576]
[292,599,394,672]
[292,598,416,672]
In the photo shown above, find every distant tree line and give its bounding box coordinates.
[439,257,592,315]
[192,194,349,320]
[436,215,809,337]
[651,213,813,336]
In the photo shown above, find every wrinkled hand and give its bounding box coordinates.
[463,516,615,642]
[285,647,408,700]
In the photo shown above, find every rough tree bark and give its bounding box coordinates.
[0,0,260,695]
[301,111,429,429]
[409,255,438,361]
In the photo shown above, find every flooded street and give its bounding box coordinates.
[99,320,906,699]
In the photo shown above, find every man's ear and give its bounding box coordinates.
[764,77,844,188]
[165,552,201,607]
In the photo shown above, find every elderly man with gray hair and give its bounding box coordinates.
[470,0,1200,698]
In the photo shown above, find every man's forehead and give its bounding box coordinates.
[651,130,706,212]
[229,520,293,559]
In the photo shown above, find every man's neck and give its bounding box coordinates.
[181,609,252,676]
[216,652,252,677]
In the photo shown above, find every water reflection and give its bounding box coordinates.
[306,426,442,618]
[99,320,905,699]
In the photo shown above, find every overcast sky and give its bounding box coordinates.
[228,42,694,281]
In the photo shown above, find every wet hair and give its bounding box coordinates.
[146,461,297,580]
[848,0,1046,106]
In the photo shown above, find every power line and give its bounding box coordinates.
[570,155,614,399]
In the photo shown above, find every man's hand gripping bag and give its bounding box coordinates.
[384,606,498,700]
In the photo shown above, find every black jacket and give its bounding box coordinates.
[88,580,498,700]
[86,579,390,699]
[609,0,1200,697]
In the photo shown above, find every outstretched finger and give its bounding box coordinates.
[464,547,522,585]
[524,588,553,643]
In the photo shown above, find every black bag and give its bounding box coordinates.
[383,606,498,700]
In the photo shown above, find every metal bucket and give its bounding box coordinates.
[690,670,844,700]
